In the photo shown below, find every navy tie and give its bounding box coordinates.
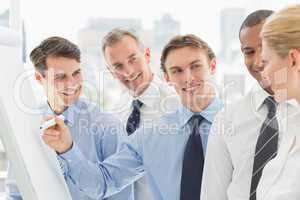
[180,115,204,200]
[126,99,143,135]
[63,117,68,125]
[249,96,279,200]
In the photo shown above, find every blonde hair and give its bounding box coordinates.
[261,4,300,57]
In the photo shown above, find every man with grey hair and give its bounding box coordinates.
[101,28,178,199]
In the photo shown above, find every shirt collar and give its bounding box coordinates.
[44,99,87,126]
[132,75,163,109]
[178,97,223,128]
[287,98,300,107]
[251,84,272,111]
[251,83,300,111]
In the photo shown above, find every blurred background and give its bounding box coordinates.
[0,0,299,198]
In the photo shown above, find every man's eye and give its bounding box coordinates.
[54,75,65,81]
[171,69,182,74]
[244,50,255,56]
[129,57,137,63]
[73,70,81,76]
[192,64,202,69]
[113,65,122,70]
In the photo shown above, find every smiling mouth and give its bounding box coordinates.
[62,92,76,96]
[125,73,142,82]
[61,87,81,97]
[182,84,201,92]
[253,70,262,74]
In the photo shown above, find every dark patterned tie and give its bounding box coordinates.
[180,115,204,200]
[249,96,279,200]
[63,118,69,126]
[126,99,143,135]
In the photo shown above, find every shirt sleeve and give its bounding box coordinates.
[201,112,233,200]
[58,130,146,199]
[56,155,68,178]
[97,113,125,159]
[5,165,23,200]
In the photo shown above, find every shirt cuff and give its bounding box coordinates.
[56,155,68,177]
[58,142,85,181]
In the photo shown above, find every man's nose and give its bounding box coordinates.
[184,69,194,84]
[123,64,135,77]
[65,76,77,86]
[254,48,263,70]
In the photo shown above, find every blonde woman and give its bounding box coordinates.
[257,4,300,200]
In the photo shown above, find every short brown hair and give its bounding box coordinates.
[160,34,216,73]
[30,36,80,75]
[102,28,144,54]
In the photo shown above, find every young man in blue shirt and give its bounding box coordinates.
[42,34,223,200]
[6,36,132,200]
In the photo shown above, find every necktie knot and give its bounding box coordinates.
[64,119,69,126]
[189,114,203,130]
[132,99,143,110]
[264,96,277,118]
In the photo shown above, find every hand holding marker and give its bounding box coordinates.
[40,115,65,131]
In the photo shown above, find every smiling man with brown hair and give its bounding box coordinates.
[5,36,132,200]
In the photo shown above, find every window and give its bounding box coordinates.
[0,0,10,28]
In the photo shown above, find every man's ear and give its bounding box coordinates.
[164,71,170,83]
[145,48,151,64]
[240,46,245,55]
[209,58,217,75]
[35,71,44,85]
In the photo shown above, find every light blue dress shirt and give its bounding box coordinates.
[59,97,223,200]
[5,98,132,200]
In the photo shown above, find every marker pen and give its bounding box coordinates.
[39,115,65,131]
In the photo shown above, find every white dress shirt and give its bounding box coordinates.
[112,75,179,200]
[257,101,300,200]
[115,75,180,126]
[201,84,296,200]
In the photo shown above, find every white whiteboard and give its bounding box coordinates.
[0,27,72,200]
